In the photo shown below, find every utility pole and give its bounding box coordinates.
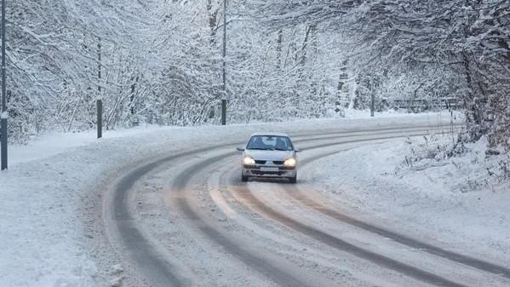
[1,0,7,170]
[221,0,227,126]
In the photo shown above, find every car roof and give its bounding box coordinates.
[250,132,289,137]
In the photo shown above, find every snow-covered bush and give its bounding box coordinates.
[400,134,509,193]
[403,134,457,170]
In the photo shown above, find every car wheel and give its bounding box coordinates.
[241,174,249,182]
[289,174,297,184]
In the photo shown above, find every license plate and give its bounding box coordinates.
[260,167,278,172]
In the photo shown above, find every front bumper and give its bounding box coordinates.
[242,164,296,178]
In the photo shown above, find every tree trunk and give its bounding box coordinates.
[276,29,283,69]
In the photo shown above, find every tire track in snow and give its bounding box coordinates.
[171,152,310,287]
[284,154,510,280]
[104,125,452,286]
[227,132,475,287]
[104,133,346,286]
[171,127,458,287]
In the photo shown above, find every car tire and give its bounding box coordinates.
[289,174,297,184]
[241,174,249,182]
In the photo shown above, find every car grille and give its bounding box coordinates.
[252,170,284,175]
[254,160,285,165]
[249,166,295,171]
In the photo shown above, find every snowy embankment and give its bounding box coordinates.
[306,134,510,266]
[0,112,461,287]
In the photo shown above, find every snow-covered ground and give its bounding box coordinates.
[2,111,495,287]
[8,124,173,165]
[306,134,510,266]
[7,109,460,166]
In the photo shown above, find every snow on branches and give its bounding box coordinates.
[253,0,510,148]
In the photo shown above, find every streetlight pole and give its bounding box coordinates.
[1,0,7,170]
[221,0,227,126]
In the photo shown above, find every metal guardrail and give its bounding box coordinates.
[393,98,460,111]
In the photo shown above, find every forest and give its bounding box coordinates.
[4,0,510,149]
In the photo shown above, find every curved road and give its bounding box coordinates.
[102,124,510,287]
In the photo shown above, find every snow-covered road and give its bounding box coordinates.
[101,123,509,287]
[2,113,509,287]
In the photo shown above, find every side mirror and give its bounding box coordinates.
[236,147,245,152]
[295,148,302,153]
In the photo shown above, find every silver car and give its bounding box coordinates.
[236,133,300,183]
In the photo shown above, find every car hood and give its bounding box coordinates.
[244,150,294,161]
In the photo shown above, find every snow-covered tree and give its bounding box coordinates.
[252,0,510,147]
[4,0,509,150]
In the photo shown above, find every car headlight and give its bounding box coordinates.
[284,157,297,167]
[243,156,256,165]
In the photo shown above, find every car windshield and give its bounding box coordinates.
[246,135,293,151]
